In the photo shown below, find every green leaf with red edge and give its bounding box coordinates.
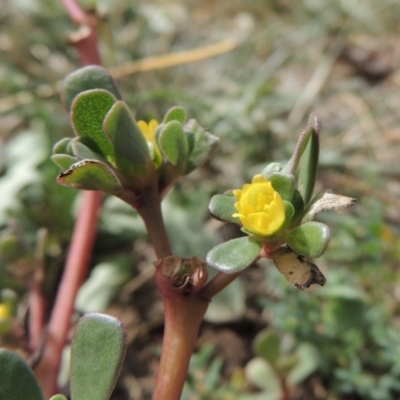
[208,194,240,224]
[0,349,44,400]
[57,160,122,192]
[287,221,330,258]
[62,65,122,110]
[71,313,126,400]
[71,89,117,160]
[206,236,262,274]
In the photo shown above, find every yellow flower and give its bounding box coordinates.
[137,119,162,167]
[233,174,285,237]
[0,303,11,320]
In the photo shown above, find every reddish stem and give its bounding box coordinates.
[28,268,46,352]
[34,191,102,396]
[34,1,103,395]
[61,0,87,24]
[63,0,101,66]
[152,270,208,400]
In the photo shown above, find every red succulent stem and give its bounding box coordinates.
[34,2,103,396]
[152,269,208,400]
[34,191,102,396]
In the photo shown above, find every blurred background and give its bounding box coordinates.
[1,0,400,399]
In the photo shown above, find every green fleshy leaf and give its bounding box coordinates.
[51,154,78,170]
[297,115,319,206]
[158,120,189,167]
[71,313,126,400]
[206,236,262,274]
[269,173,295,202]
[282,117,318,175]
[0,349,44,400]
[283,201,295,225]
[254,330,281,366]
[62,65,122,110]
[287,221,330,258]
[53,137,73,155]
[184,119,219,174]
[262,162,282,177]
[57,160,122,192]
[71,89,117,160]
[208,194,240,224]
[290,189,305,224]
[71,139,107,162]
[163,106,187,124]
[103,101,150,167]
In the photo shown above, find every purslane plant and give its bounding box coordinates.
[0,64,356,400]
[52,66,355,398]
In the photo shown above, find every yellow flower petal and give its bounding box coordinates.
[232,174,285,237]
[0,303,11,319]
[137,119,162,167]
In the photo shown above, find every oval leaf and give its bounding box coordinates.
[208,194,240,224]
[184,119,219,174]
[268,173,295,202]
[158,120,189,166]
[53,137,73,155]
[103,101,151,166]
[163,106,187,124]
[71,313,126,400]
[287,221,330,258]
[0,349,44,400]
[51,154,78,170]
[71,139,106,162]
[57,160,122,192]
[262,162,282,177]
[206,236,262,274]
[62,65,122,110]
[71,89,117,160]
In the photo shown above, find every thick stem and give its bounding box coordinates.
[136,188,172,259]
[152,270,208,400]
[200,270,243,300]
[34,191,102,397]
